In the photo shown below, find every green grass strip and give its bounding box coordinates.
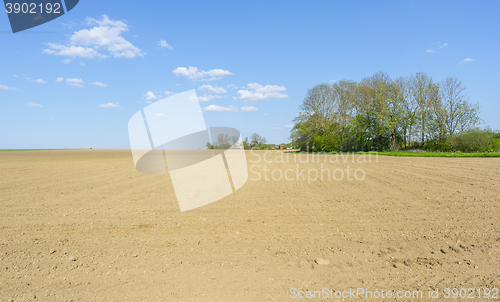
[286,151,500,157]
[368,151,500,158]
[0,149,72,152]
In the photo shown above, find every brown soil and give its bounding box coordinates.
[1,150,499,301]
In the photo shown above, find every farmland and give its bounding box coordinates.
[1,150,499,301]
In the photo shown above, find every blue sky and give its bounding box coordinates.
[1,0,499,148]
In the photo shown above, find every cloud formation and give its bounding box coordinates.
[427,42,448,54]
[26,102,43,107]
[164,91,177,97]
[99,102,121,108]
[172,66,232,81]
[202,105,237,112]
[90,81,107,87]
[43,15,144,59]
[158,40,173,50]
[460,58,476,63]
[241,106,258,112]
[198,84,227,94]
[145,91,157,100]
[0,84,17,90]
[54,78,105,88]
[66,78,84,88]
[237,83,288,101]
[198,94,223,102]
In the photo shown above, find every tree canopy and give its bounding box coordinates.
[291,72,483,152]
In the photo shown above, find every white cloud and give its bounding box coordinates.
[90,81,107,87]
[198,94,223,102]
[329,79,338,83]
[241,106,258,112]
[56,77,107,88]
[26,102,43,107]
[0,84,17,90]
[164,91,177,97]
[284,125,294,128]
[66,78,84,88]
[237,83,288,101]
[158,40,173,50]
[145,91,157,100]
[45,44,105,59]
[12,74,18,78]
[427,42,447,54]
[227,84,238,89]
[80,62,85,66]
[274,127,283,130]
[61,21,77,29]
[188,94,198,103]
[99,102,121,108]
[44,15,144,59]
[202,105,237,112]
[24,77,46,84]
[204,69,232,79]
[172,66,232,81]
[460,58,476,63]
[198,84,227,94]
[62,59,72,64]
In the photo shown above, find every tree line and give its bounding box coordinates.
[291,72,499,152]
[206,132,283,150]
[242,133,283,150]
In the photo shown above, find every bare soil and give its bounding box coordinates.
[0,150,499,301]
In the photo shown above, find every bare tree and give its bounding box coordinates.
[427,82,447,142]
[395,76,415,147]
[250,133,266,146]
[332,80,356,130]
[411,72,436,143]
[298,84,336,133]
[440,77,481,137]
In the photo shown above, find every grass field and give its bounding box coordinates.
[369,151,500,157]
[288,150,500,158]
[0,149,71,152]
